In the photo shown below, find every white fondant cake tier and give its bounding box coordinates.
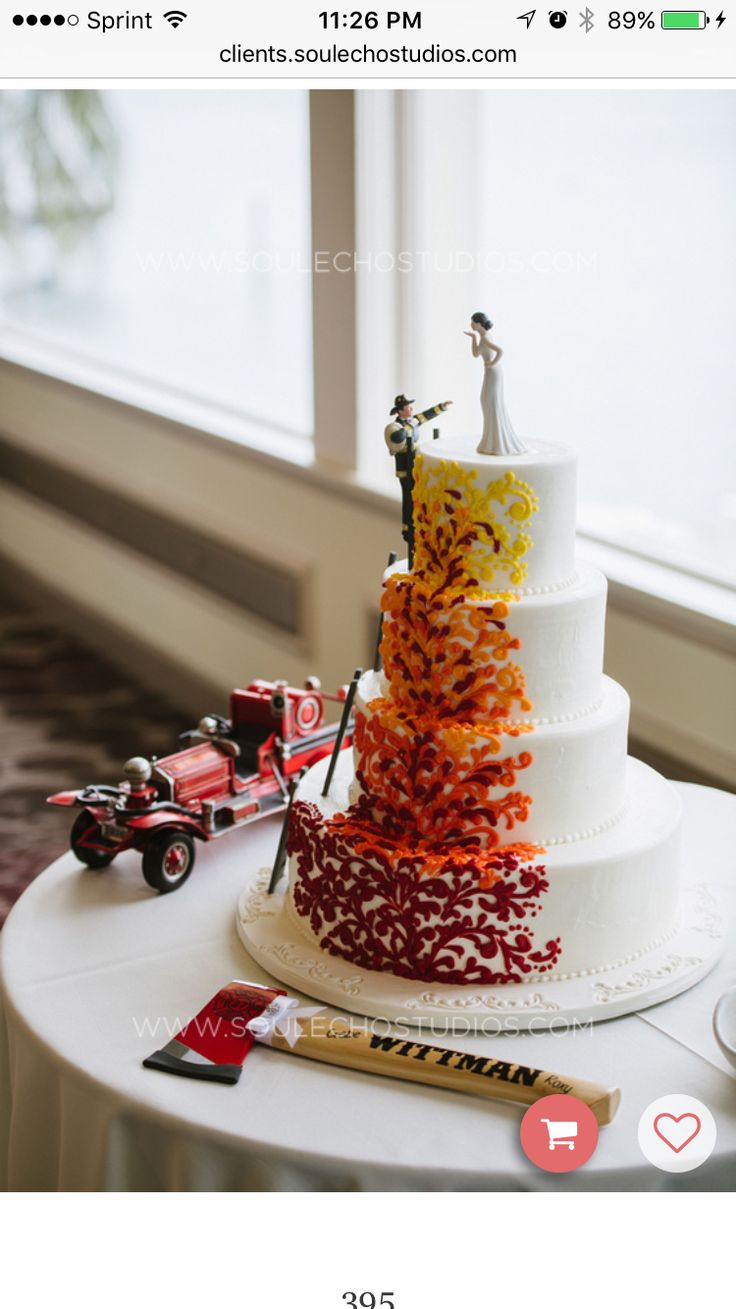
[287,752,682,984]
[382,560,607,725]
[354,670,629,846]
[415,435,577,592]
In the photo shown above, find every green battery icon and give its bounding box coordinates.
[661,10,709,26]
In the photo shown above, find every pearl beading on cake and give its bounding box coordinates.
[508,695,604,729]
[388,568,580,599]
[500,570,579,598]
[527,921,682,984]
[538,801,628,848]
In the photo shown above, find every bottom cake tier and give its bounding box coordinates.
[286,753,682,985]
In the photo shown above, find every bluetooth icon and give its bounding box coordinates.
[579,6,594,31]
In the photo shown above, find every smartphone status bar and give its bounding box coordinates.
[1,2,734,79]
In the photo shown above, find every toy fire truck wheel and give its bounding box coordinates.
[142,831,195,893]
[70,811,115,869]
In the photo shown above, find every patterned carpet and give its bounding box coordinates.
[0,590,185,927]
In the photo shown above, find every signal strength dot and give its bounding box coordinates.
[11,12,66,22]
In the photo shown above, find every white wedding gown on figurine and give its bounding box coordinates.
[476,340,526,456]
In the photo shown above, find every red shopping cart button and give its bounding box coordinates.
[520,1095,599,1173]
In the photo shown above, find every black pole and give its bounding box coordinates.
[267,776,300,894]
[321,667,362,798]
[373,551,398,672]
[407,439,416,570]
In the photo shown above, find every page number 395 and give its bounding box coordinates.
[342,1296,395,1308]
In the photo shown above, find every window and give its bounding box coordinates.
[360,90,736,585]
[0,90,313,437]
[3,87,735,592]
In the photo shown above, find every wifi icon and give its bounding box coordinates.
[164,9,187,27]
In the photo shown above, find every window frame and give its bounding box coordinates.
[0,88,733,649]
[358,89,736,602]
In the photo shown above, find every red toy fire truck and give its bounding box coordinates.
[47,677,351,893]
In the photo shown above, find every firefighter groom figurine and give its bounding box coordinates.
[385,393,452,562]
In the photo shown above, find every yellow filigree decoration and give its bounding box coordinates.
[412,456,539,590]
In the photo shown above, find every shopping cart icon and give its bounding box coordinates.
[540,1118,578,1151]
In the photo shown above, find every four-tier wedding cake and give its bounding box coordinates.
[283,435,682,985]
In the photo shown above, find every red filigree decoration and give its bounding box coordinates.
[289,801,561,985]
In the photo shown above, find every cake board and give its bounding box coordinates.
[236,860,725,1037]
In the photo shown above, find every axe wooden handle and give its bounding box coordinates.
[266,1017,620,1126]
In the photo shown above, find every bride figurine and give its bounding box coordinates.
[465,312,526,456]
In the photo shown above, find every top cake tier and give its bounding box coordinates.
[414,435,577,594]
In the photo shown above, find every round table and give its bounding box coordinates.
[1,783,734,1191]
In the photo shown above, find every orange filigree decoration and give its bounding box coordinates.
[343,453,545,884]
[345,708,535,868]
[380,572,532,723]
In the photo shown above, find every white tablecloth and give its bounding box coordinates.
[1,782,735,1191]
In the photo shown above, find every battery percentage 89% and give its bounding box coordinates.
[608,10,656,25]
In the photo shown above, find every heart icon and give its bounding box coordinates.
[653,1112,701,1154]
